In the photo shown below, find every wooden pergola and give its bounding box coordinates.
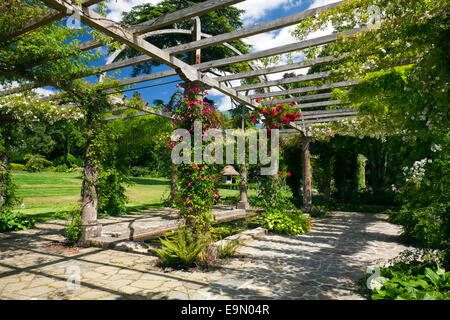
[1,0,414,240]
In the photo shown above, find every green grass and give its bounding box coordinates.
[9,171,255,222]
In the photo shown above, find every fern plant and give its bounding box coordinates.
[218,239,241,259]
[152,228,211,269]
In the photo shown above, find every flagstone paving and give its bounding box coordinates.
[0,211,410,300]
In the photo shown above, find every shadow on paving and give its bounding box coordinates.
[199,212,408,300]
[0,211,408,300]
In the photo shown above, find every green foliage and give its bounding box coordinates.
[9,163,26,171]
[0,209,35,233]
[262,210,312,236]
[24,154,52,172]
[361,250,450,300]
[97,168,129,216]
[210,217,262,241]
[372,266,450,300]
[152,228,211,269]
[388,203,449,249]
[89,116,131,217]
[65,211,83,246]
[53,154,83,168]
[169,89,222,232]
[257,175,297,212]
[53,164,69,173]
[310,205,330,218]
[129,166,149,177]
[1,1,102,86]
[0,165,20,209]
[218,239,241,259]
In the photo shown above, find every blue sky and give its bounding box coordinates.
[39,0,337,112]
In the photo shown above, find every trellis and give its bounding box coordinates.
[1,0,415,241]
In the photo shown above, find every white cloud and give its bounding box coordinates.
[235,0,304,26]
[34,88,56,97]
[308,0,341,10]
[245,25,298,53]
[208,89,233,112]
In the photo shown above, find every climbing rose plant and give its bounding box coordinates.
[250,100,301,130]
[167,86,222,232]
[248,100,300,209]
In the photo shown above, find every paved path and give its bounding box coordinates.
[0,211,410,300]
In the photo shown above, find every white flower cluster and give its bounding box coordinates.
[431,144,442,152]
[403,158,432,184]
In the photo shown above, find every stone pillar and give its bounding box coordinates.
[167,162,177,207]
[302,136,313,211]
[0,149,10,210]
[237,163,250,210]
[237,102,250,210]
[78,120,102,246]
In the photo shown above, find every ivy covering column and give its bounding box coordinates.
[302,136,313,211]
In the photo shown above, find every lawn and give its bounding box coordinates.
[10,171,254,222]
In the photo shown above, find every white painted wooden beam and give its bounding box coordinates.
[249,80,360,99]
[260,92,334,105]
[128,0,247,35]
[234,71,332,92]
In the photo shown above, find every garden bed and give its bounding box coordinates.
[145,214,262,251]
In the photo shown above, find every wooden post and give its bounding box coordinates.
[190,16,202,65]
[302,136,313,211]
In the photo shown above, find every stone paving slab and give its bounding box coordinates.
[0,211,411,300]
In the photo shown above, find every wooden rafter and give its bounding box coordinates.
[260,92,334,106]
[128,0,247,35]
[41,0,258,110]
[234,71,332,92]
[249,80,360,99]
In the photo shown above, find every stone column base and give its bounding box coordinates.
[78,220,102,247]
[236,201,250,210]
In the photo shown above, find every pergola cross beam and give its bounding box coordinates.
[41,0,258,110]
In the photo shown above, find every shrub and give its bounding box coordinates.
[388,203,449,249]
[65,212,83,246]
[97,168,129,216]
[310,205,330,218]
[129,166,149,177]
[0,210,35,233]
[262,209,312,235]
[152,228,211,269]
[360,250,450,300]
[53,154,83,168]
[53,164,68,172]
[9,163,26,171]
[24,154,52,172]
[0,169,20,209]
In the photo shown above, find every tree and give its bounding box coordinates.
[119,0,251,76]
